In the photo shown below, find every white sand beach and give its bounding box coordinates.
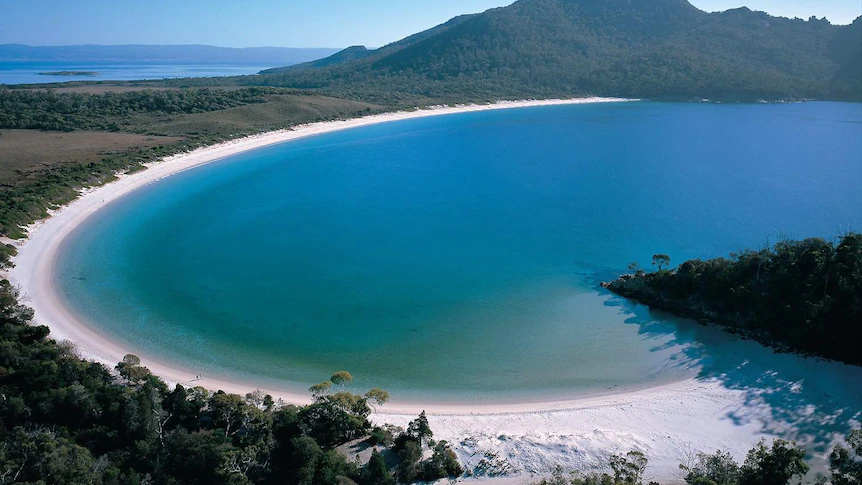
[6,97,861,484]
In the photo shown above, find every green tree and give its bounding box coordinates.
[331,371,354,387]
[310,381,333,397]
[407,411,433,445]
[652,254,671,271]
[361,449,395,485]
[208,391,249,442]
[830,429,862,485]
[680,449,740,485]
[422,440,463,480]
[739,439,808,485]
[610,451,649,484]
[396,439,422,483]
[364,388,390,410]
[300,392,372,447]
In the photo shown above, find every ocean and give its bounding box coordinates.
[0,60,273,85]
[55,101,862,402]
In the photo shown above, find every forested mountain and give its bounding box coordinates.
[253,0,862,102]
[261,14,480,75]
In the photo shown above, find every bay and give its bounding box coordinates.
[56,101,862,402]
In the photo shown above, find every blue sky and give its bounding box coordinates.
[1,0,859,48]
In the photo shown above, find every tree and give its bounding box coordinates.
[299,392,372,447]
[310,381,333,397]
[830,429,862,485]
[361,449,395,485]
[652,254,671,271]
[396,439,422,483]
[116,353,153,383]
[610,451,649,484]
[680,449,740,485]
[364,388,390,410]
[331,371,354,387]
[407,411,433,446]
[208,392,249,442]
[739,439,808,485]
[422,440,463,480]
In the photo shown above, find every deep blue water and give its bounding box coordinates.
[0,61,272,84]
[56,102,862,402]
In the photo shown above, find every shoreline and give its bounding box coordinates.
[8,96,647,414]
[7,97,862,482]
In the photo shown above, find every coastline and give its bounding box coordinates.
[6,96,861,482]
[7,96,640,413]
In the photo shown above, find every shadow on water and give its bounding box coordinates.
[596,281,862,455]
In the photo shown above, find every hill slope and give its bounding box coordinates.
[252,0,862,102]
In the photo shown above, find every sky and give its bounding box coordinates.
[0,0,859,48]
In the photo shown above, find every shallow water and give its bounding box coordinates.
[56,101,862,402]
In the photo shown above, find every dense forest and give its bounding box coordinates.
[0,277,859,484]
[604,234,862,365]
[246,0,862,104]
[0,88,293,132]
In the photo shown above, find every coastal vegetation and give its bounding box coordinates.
[0,87,302,132]
[529,434,862,485]
[0,278,466,484]
[0,275,859,484]
[604,234,862,365]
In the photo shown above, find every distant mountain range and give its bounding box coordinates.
[0,44,341,65]
[255,0,862,102]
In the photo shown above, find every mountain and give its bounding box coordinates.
[261,46,373,72]
[261,13,480,75]
[0,44,341,65]
[251,0,862,102]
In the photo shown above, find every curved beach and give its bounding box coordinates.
[7,97,862,482]
[9,96,639,409]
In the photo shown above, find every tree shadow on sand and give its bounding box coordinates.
[599,286,862,457]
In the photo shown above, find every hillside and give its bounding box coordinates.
[250,0,862,103]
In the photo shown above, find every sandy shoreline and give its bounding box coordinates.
[8,96,643,412]
[6,96,860,482]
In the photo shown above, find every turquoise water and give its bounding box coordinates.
[56,102,862,402]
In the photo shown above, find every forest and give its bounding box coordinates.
[0,88,294,132]
[605,234,862,366]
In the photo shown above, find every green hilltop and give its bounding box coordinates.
[250,0,862,103]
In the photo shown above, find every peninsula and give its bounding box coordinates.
[38,70,99,76]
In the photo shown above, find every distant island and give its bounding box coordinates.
[603,233,862,366]
[38,70,99,77]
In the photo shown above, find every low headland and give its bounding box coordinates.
[38,70,100,76]
[603,237,862,366]
[3,98,861,484]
